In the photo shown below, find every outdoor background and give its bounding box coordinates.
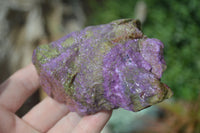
[0,0,199,132]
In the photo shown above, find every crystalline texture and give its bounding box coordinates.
[32,19,172,115]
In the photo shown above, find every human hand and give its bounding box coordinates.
[0,64,112,133]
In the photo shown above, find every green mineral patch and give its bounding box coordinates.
[63,67,78,99]
[36,44,60,64]
[61,37,75,48]
[65,86,75,98]
[85,31,93,38]
[158,82,173,99]
[130,94,144,111]
[99,41,112,54]
[111,20,143,42]
[148,80,173,103]
[146,94,159,104]
[113,25,128,37]
[64,80,76,99]
[112,19,141,30]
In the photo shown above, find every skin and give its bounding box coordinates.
[0,64,112,133]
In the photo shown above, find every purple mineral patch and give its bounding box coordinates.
[32,19,172,115]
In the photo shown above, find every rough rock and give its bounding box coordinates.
[32,19,172,115]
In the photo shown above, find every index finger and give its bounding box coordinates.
[0,64,40,112]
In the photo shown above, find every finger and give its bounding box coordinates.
[72,111,112,133]
[22,96,69,133]
[48,112,82,133]
[0,106,39,133]
[0,64,39,112]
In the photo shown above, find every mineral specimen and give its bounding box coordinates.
[32,19,172,115]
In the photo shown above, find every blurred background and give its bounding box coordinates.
[0,0,200,132]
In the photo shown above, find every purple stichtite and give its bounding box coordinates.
[32,19,172,115]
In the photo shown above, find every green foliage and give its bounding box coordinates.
[86,0,200,101]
